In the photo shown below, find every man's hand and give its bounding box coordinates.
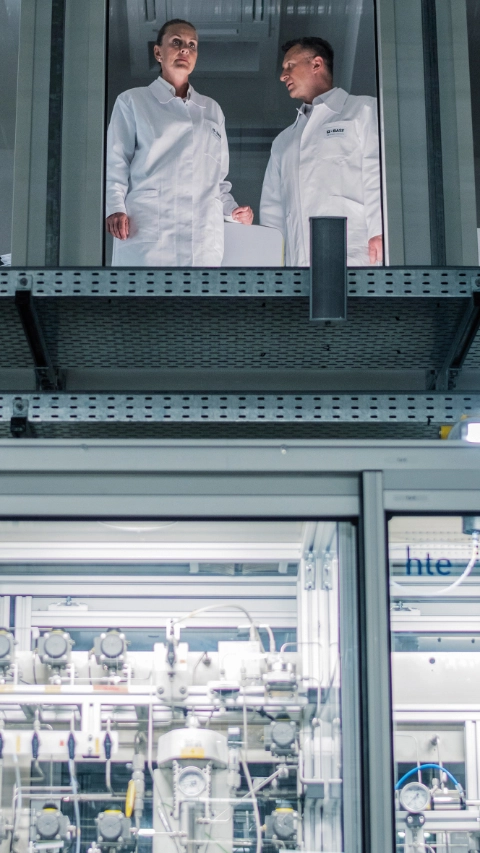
[368,234,383,264]
[106,212,129,240]
[232,206,254,225]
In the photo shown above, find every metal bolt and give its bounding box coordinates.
[179,686,187,695]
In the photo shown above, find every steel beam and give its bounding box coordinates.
[14,286,61,391]
[1,267,477,297]
[0,392,477,426]
[434,291,480,390]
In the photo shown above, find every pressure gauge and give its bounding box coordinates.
[100,631,125,660]
[44,632,68,659]
[399,781,431,813]
[36,808,61,840]
[177,766,206,798]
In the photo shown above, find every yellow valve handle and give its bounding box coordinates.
[125,779,136,818]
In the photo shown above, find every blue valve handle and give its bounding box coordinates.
[67,732,76,761]
[104,732,112,760]
[32,731,40,760]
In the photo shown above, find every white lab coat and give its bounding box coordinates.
[106,77,237,266]
[260,87,382,266]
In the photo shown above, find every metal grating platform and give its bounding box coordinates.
[0,421,442,440]
[1,267,480,409]
[31,297,466,370]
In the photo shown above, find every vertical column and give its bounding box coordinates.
[359,471,394,853]
[465,721,478,800]
[421,0,446,265]
[475,721,480,803]
[59,0,107,266]
[436,0,478,266]
[338,522,362,853]
[11,0,53,266]
[375,0,477,265]
[14,596,32,652]
[45,0,67,266]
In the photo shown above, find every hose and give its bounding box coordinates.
[68,734,81,853]
[11,755,22,853]
[242,695,262,853]
[395,764,462,791]
[391,530,479,597]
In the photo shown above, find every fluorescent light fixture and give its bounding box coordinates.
[465,422,480,443]
[447,414,480,442]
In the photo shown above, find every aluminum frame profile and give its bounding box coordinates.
[2,393,479,425]
[1,267,478,298]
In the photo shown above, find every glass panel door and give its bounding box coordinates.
[389,515,480,853]
[0,518,358,853]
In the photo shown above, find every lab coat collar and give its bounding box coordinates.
[149,76,205,107]
[294,86,349,126]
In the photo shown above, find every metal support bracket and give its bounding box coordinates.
[14,276,64,391]
[434,287,480,390]
[310,217,347,322]
[304,552,316,591]
[321,551,333,591]
[10,398,32,438]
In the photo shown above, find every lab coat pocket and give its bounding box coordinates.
[319,122,357,160]
[203,120,222,166]
[125,190,160,242]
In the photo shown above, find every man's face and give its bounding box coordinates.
[154,25,198,77]
[280,46,324,102]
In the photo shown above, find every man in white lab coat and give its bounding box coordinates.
[260,37,382,266]
[106,19,253,266]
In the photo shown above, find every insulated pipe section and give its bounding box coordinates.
[310,217,347,322]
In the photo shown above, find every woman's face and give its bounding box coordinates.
[154,24,198,78]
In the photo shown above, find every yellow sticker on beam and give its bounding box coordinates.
[180,747,205,759]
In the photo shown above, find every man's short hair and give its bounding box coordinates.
[156,18,196,46]
[281,37,334,77]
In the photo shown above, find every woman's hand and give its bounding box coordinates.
[106,212,130,240]
[232,206,254,225]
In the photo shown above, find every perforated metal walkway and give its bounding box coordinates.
[2,266,480,438]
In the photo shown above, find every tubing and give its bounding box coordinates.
[242,696,262,853]
[395,764,462,790]
[68,759,81,853]
[391,531,479,597]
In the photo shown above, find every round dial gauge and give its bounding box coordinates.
[399,781,431,813]
[36,809,60,840]
[101,631,124,659]
[44,632,68,659]
[177,766,206,798]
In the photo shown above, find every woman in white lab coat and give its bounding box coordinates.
[106,19,253,266]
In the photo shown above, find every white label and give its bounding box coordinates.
[325,126,346,138]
